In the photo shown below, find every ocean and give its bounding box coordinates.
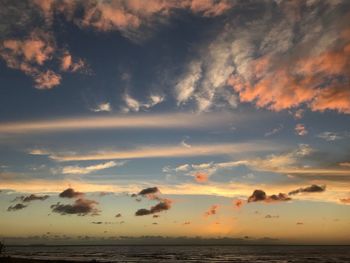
[5,245,350,262]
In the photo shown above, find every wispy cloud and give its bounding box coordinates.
[91,103,112,112]
[0,113,236,134]
[317,131,350,141]
[167,144,350,179]
[49,142,277,162]
[122,93,165,112]
[61,161,124,175]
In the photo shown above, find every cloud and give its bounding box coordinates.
[61,161,122,175]
[135,198,172,216]
[51,198,100,216]
[123,93,141,112]
[0,30,61,89]
[1,31,54,65]
[72,0,233,39]
[317,132,350,141]
[0,112,235,134]
[204,204,219,217]
[339,197,350,204]
[175,164,191,172]
[233,199,244,209]
[174,49,238,112]
[7,203,27,211]
[122,93,165,112]
[49,142,275,162]
[247,190,291,203]
[91,103,112,112]
[177,1,350,114]
[60,51,86,72]
[28,149,50,155]
[264,124,283,137]
[33,69,61,89]
[293,109,304,120]
[59,188,84,198]
[288,184,326,195]
[194,172,208,183]
[2,178,350,205]
[18,194,49,202]
[201,144,350,178]
[138,187,159,196]
[295,124,308,136]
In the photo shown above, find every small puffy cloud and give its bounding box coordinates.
[143,94,165,109]
[248,190,291,203]
[123,93,141,112]
[34,70,61,89]
[295,124,308,136]
[61,161,122,175]
[135,198,172,216]
[288,185,326,195]
[7,203,27,211]
[60,51,86,72]
[204,204,219,217]
[233,199,244,209]
[339,198,350,204]
[194,172,208,183]
[91,102,112,112]
[59,188,84,198]
[122,93,164,112]
[293,109,304,120]
[51,198,100,216]
[19,194,49,202]
[175,164,190,172]
[138,187,159,196]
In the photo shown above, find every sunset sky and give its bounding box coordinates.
[0,0,350,245]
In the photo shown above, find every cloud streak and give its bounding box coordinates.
[0,113,236,134]
[49,142,276,162]
[61,161,123,175]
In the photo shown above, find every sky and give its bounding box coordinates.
[0,0,350,245]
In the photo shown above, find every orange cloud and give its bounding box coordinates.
[194,172,208,183]
[60,51,86,72]
[35,0,232,34]
[204,204,219,217]
[233,199,244,209]
[34,70,61,90]
[229,32,350,114]
[339,197,350,204]
[0,31,62,89]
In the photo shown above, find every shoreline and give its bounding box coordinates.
[0,257,103,263]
